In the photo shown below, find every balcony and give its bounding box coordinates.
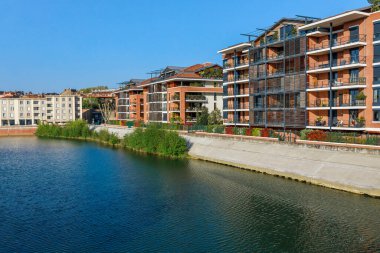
[308,98,366,109]
[308,118,366,129]
[307,77,367,91]
[186,107,201,112]
[185,95,207,102]
[305,27,329,37]
[307,35,366,55]
[267,69,284,78]
[169,107,180,112]
[266,52,284,62]
[307,56,366,74]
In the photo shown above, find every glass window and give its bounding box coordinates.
[374,22,380,41]
[374,88,380,105]
[374,110,380,121]
[349,26,359,42]
[374,45,380,63]
[374,66,380,84]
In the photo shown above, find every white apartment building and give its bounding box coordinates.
[0,95,82,126]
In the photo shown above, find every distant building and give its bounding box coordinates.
[113,79,144,123]
[140,63,223,124]
[0,91,82,126]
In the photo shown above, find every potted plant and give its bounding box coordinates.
[272,31,279,41]
[356,91,367,100]
[315,116,323,126]
[355,116,366,128]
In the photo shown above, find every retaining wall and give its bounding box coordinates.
[0,126,37,136]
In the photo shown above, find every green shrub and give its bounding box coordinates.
[251,128,261,137]
[300,129,313,140]
[122,127,188,157]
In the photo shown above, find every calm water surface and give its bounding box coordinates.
[0,137,379,252]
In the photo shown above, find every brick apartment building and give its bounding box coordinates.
[219,6,380,133]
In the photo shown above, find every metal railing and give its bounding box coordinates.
[308,56,366,71]
[307,34,366,52]
[307,77,366,89]
[185,95,207,101]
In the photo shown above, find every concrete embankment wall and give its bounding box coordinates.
[95,125,380,197]
[0,126,37,136]
[181,133,380,197]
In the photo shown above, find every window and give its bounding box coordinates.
[349,69,359,83]
[374,66,380,84]
[374,110,380,121]
[375,45,380,63]
[349,26,359,42]
[374,21,380,41]
[350,48,359,63]
[374,88,380,105]
[19,101,23,105]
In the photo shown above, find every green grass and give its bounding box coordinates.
[121,125,188,158]
[36,120,188,157]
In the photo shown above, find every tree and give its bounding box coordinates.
[98,98,115,125]
[208,109,222,125]
[82,98,99,109]
[369,0,380,11]
[79,86,109,94]
[196,106,209,125]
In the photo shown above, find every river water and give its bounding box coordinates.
[0,137,379,252]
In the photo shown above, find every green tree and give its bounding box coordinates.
[369,0,380,11]
[208,109,222,125]
[79,86,109,94]
[196,106,209,125]
[82,97,100,109]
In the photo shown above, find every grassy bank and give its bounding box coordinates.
[35,120,188,158]
[121,126,188,158]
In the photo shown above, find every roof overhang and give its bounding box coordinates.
[299,11,369,31]
[217,43,251,54]
[140,78,223,87]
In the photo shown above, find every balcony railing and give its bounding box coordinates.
[309,98,366,107]
[309,119,365,128]
[267,69,284,77]
[266,52,284,61]
[186,107,202,112]
[307,34,366,52]
[307,77,366,89]
[236,75,249,81]
[308,56,366,71]
[308,99,330,107]
[333,99,366,107]
[185,95,207,101]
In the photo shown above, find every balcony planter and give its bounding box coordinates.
[355,117,366,128]
[355,92,367,101]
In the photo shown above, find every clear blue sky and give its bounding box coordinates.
[0,0,369,92]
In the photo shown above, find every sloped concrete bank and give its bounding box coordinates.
[98,125,380,197]
[181,133,380,197]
